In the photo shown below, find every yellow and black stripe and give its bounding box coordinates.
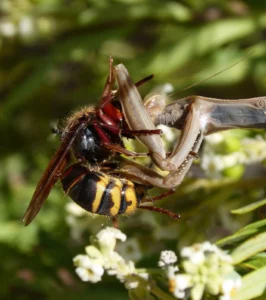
[61,164,147,216]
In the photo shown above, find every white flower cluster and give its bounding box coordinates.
[201,132,266,177]
[73,227,148,290]
[159,242,242,300]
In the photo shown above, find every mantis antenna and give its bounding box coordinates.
[170,50,255,97]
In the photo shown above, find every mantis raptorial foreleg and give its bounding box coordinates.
[148,95,266,179]
[114,63,205,184]
[112,131,203,190]
[115,63,266,175]
[113,63,203,190]
[114,64,176,172]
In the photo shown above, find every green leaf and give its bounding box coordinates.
[217,219,266,247]
[243,253,266,270]
[1,28,128,120]
[231,266,266,300]
[231,231,266,264]
[240,219,266,231]
[217,230,257,247]
[231,199,266,214]
[145,15,266,77]
[0,221,38,252]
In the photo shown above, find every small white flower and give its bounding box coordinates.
[122,260,136,275]
[171,274,193,299]
[106,258,138,287]
[73,255,104,283]
[75,267,91,281]
[167,265,179,279]
[97,227,126,252]
[139,272,149,281]
[19,16,35,37]
[85,245,105,265]
[221,279,235,296]
[104,251,125,270]
[220,272,242,299]
[73,254,93,268]
[175,274,192,290]
[181,245,205,265]
[109,259,136,279]
[117,237,142,262]
[85,245,102,258]
[75,264,104,283]
[0,21,16,37]
[173,289,185,299]
[201,241,215,252]
[158,250,178,267]
[125,275,139,289]
[202,242,232,263]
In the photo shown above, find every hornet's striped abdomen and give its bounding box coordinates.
[61,164,147,216]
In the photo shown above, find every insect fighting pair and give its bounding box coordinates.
[23,57,266,227]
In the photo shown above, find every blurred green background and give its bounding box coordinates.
[1,0,266,299]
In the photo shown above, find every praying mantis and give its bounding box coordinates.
[114,63,266,189]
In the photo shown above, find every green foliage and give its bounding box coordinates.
[232,266,266,300]
[1,0,266,299]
